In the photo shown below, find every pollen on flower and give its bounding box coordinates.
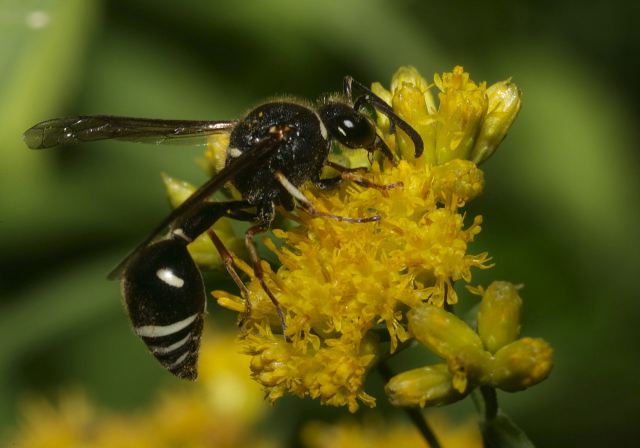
[215,156,490,410]
[242,322,379,413]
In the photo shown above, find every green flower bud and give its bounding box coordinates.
[490,337,554,392]
[447,346,493,393]
[385,363,467,408]
[408,303,484,359]
[477,281,523,354]
[469,79,522,165]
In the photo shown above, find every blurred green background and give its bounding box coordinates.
[1,0,639,446]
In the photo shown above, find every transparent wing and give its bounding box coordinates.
[106,129,287,280]
[23,115,237,149]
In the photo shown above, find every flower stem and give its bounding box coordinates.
[480,385,498,421]
[378,361,442,448]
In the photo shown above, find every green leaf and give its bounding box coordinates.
[480,410,536,448]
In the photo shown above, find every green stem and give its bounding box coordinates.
[377,361,442,448]
[480,386,498,422]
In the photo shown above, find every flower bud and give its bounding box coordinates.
[204,132,242,199]
[385,363,467,408]
[490,337,554,392]
[408,303,484,360]
[469,79,522,165]
[431,159,485,205]
[204,132,230,175]
[390,66,433,95]
[477,281,523,354]
[433,66,488,165]
[447,346,493,393]
[392,82,436,161]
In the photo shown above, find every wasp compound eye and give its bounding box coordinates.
[317,102,377,149]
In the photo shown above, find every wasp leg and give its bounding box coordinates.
[322,161,404,191]
[276,171,381,225]
[237,201,291,341]
[203,207,289,339]
[206,227,252,315]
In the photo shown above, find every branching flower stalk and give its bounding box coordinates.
[163,66,552,444]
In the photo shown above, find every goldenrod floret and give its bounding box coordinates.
[491,337,554,392]
[204,132,229,175]
[470,79,522,165]
[392,82,436,162]
[408,303,484,360]
[434,66,488,164]
[431,159,485,206]
[372,69,436,162]
[390,66,434,95]
[244,323,379,412]
[385,363,467,408]
[161,173,246,268]
[477,281,523,354]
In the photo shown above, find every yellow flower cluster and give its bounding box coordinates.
[214,158,488,411]
[211,67,518,411]
[386,282,554,407]
[301,413,482,448]
[372,66,522,165]
[6,332,277,448]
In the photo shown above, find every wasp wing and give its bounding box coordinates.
[106,130,286,280]
[23,115,236,149]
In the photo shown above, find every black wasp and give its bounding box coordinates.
[23,77,424,380]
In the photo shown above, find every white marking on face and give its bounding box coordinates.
[337,126,347,136]
[135,313,198,338]
[227,147,242,158]
[165,351,190,370]
[149,333,192,355]
[313,110,328,140]
[343,119,354,128]
[156,268,184,288]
